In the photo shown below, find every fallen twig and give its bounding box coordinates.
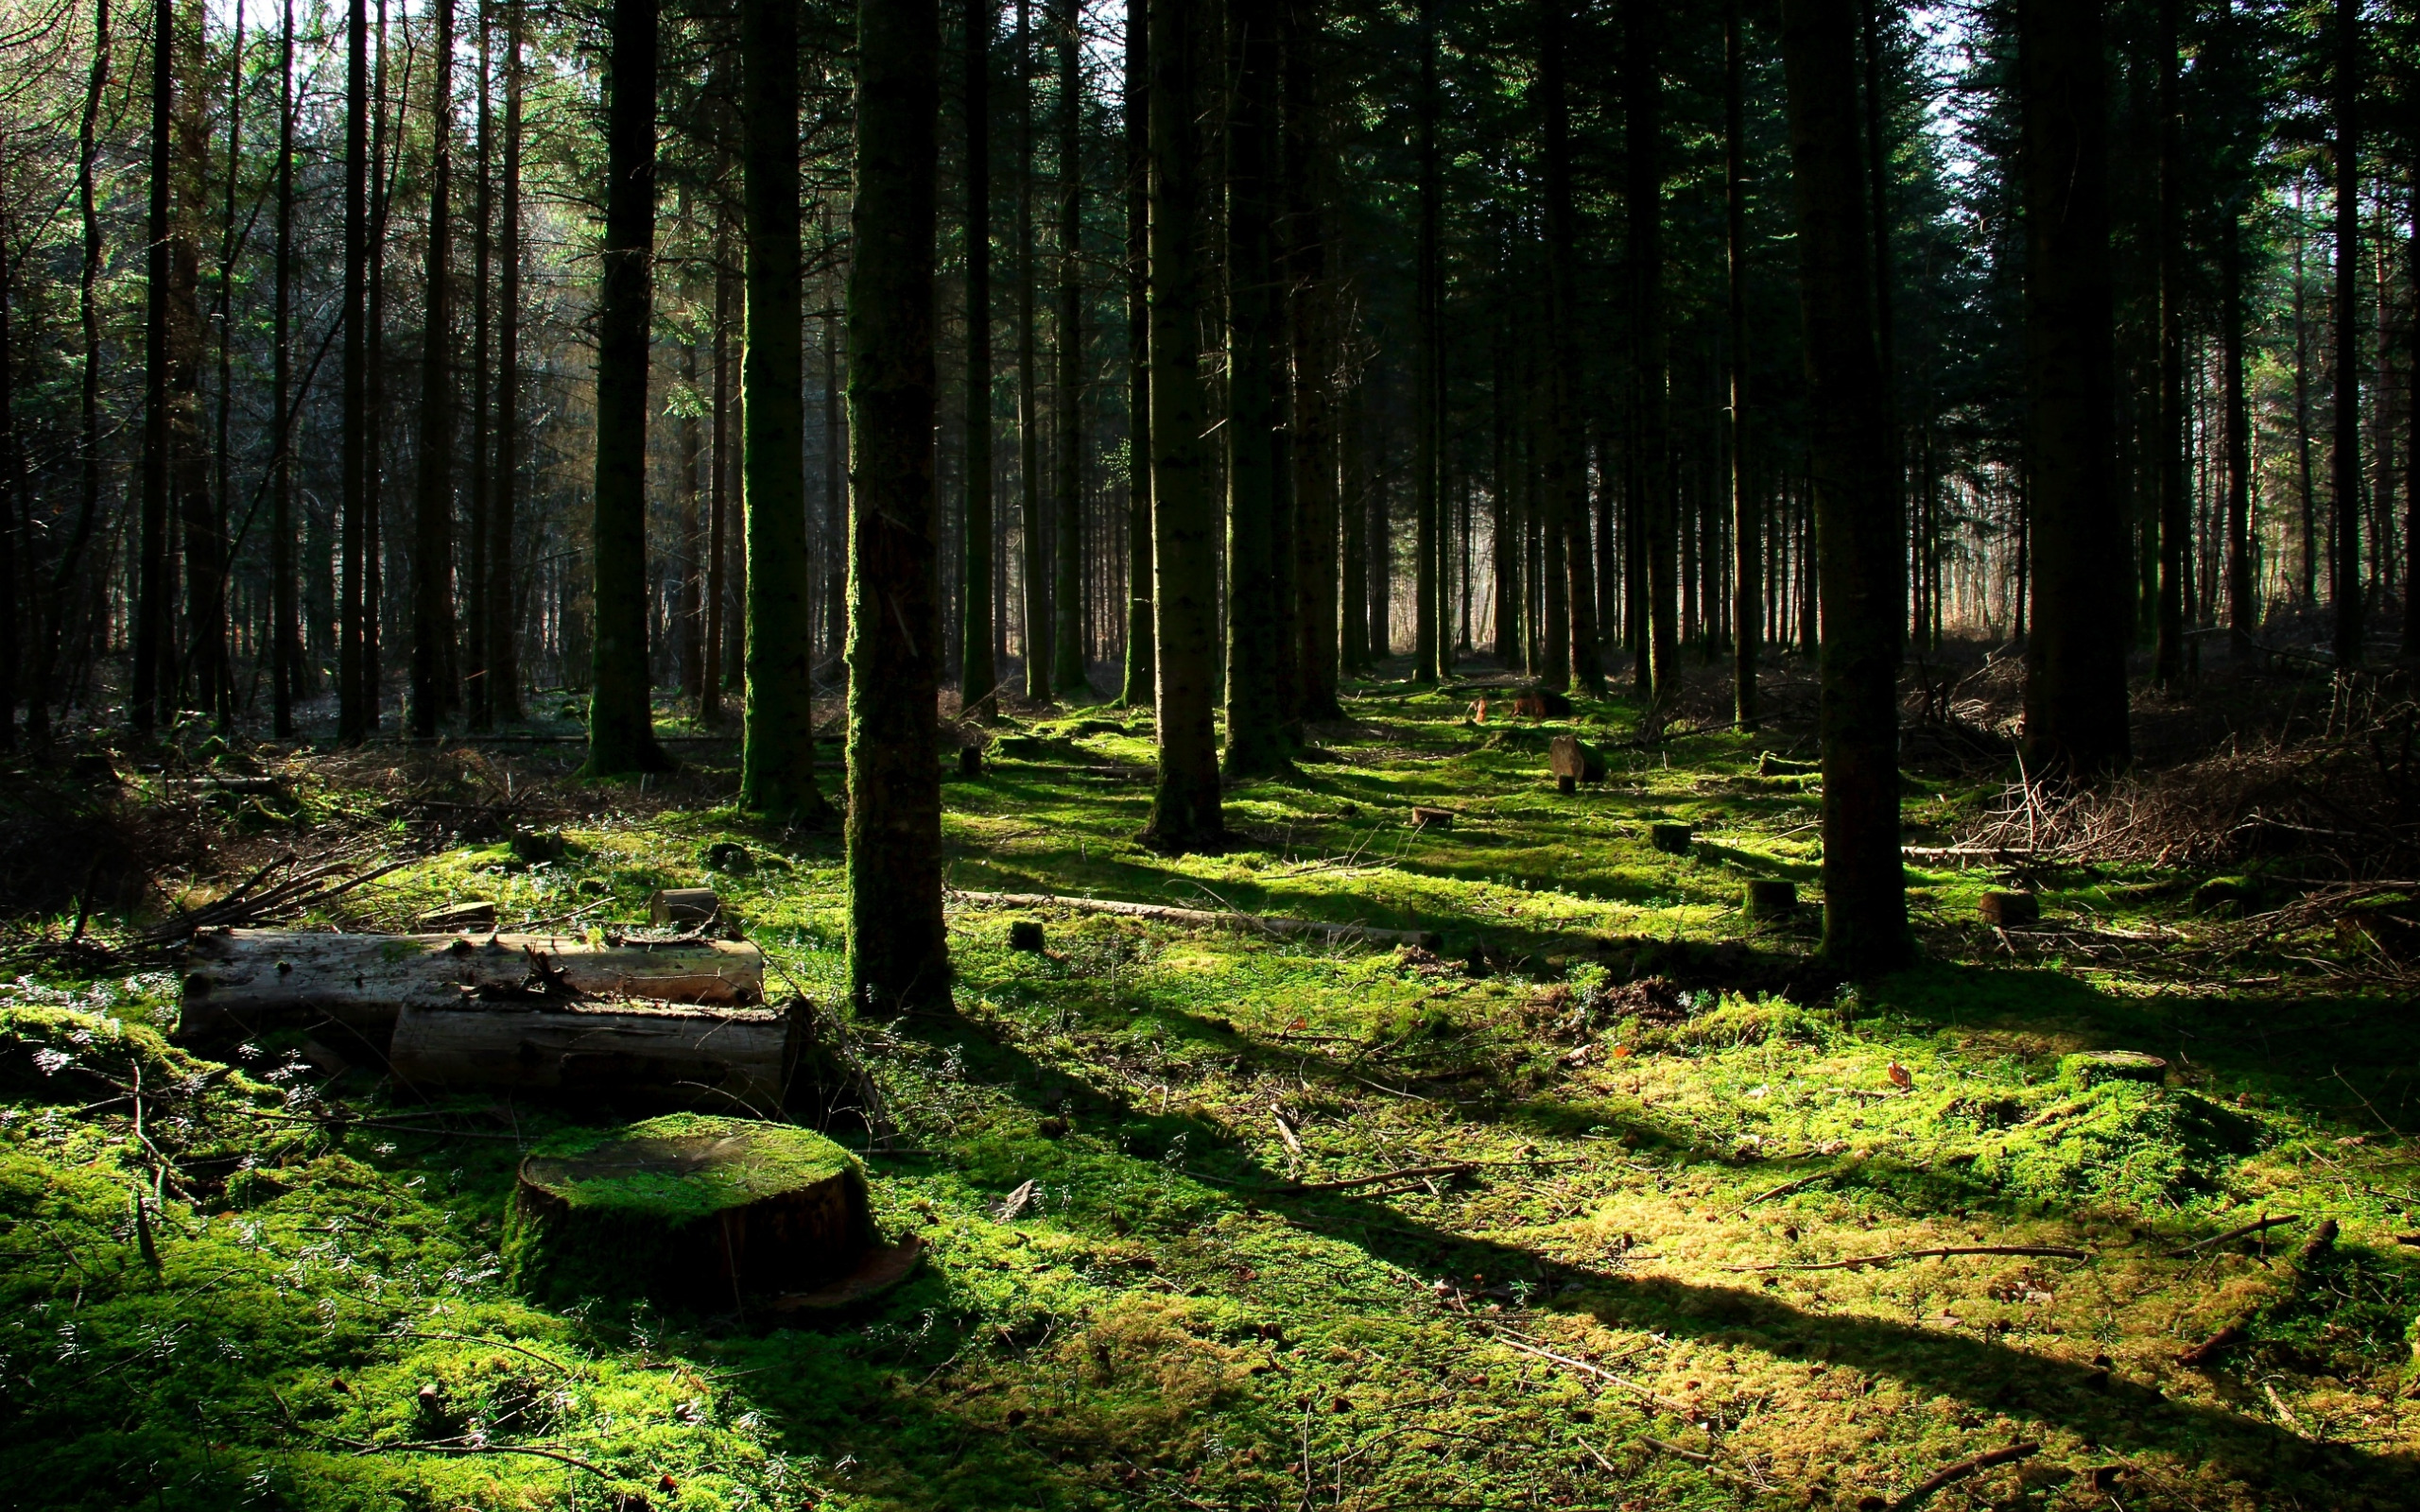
[1728,1245,2088,1274]
[1483,1331,1691,1415]
[1891,1442,2040,1511]
[2161,1213,2299,1258]
[1722,1168,1836,1219]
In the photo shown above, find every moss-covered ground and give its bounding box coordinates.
[5,668,2418,1510]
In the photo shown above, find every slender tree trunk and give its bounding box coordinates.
[1340,374,1367,670]
[467,4,494,728]
[676,223,702,705]
[2223,209,2255,658]
[822,247,844,670]
[1014,0,1049,698]
[2408,178,2419,660]
[1051,0,1087,696]
[205,0,241,730]
[136,0,175,730]
[1626,0,1675,709]
[486,0,522,721]
[703,221,731,723]
[2330,0,2363,666]
[1287,0,1338,719]
[410,0,457,737]
[1779,0,1907,973]
[1120,0,1154,706]
[1492,327,1517,663]
[963,0,1000,717]
[1369,417,1392,659]
[47,0,112,742]
[846,0,950,1012]
[1726,0,1758,727]
[1411,0,1441,684]
[1540,0,1596,694]
[1224,0,1288,775]
[0,231,15,744]
[736,0,822,813]
[1859,0,1899,576]
[273,0,303,734]
[1144,0,1223,850]
[364,0,389,726]
[338,0,369,740]
[2152,0,2187,687]
[2019,0,2128,776]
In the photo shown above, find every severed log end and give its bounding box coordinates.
[388,996,812,1113]
[504,1114,898,1310]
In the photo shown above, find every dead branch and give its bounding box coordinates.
[1727,1245,2088,1274]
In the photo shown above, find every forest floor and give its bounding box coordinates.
[4,644,2419,1511]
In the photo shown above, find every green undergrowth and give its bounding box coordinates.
[5,678,2419,1509]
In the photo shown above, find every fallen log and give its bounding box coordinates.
[177,929,767,1047]
[950,890,1443,950]
[388,997,804,1112]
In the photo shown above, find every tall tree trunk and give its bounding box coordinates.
[205,0,242,731]
[822,250,844,669]
[1340,374,1367,670]
[2223,209,2255,658]
[1492,326,1518,663]
[583,0,668,768]
[411,0,458,737]
[467,3,494,728]
[846,0,950,1012]
[2152,0,2187,687]
[273,0,302,734]
[2292,178,2315,609]
[1369,415,1391,659]
[1051,0,1087,696]
[1288,0,1338,719]
[964,0,1000,717]
[1626,0,1674,709]
[339,0,369,740]
[364,0,389,726]
[702,219,731,723]
[676,208,701,705]
[2019,0,2128,776]
[1859,0,1898,578]
[1120,0,1153,707]
[736,0,823,814]
[1143,0,1224,850]
[2330,0,2363,666]
[1726,0,1758,727]
[1411,0,1441,684]
[0,228,15,745]
[486,0,522,722]
[47,0,112,742]
[137,0,174,730]
[1014,0,1049,698]
[1540,0,1596,694]
[1779,0,1907,974]
[1224,0,1288,775]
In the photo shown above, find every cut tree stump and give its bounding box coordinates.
[2058,1050,2168,1091]
[1650,823,1694,855]
[177,929,766,1046]
[389,997,808,1110]
[505,1113,917,1309]
[1979,890,2040,927]
[1548,735,1605,792]
[651,887,723,925]
[1410,807,1456,832]
[1742,879,1799,919]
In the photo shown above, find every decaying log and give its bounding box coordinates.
[505,1113,918,1310]
[177,929,767,1046]
[389,998,804,1112]
[951,890,1443,951]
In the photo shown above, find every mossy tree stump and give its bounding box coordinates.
[506,1114,912,1310]
[2058,1050,2169,1091]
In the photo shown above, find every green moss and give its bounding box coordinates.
[517,1113,860,1225]
[1972,1082,2267,1210]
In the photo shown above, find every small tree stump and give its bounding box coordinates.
[1548,734,1604,790]
[958,745,984,778]
[1979,890,2040,927]
[2058,1050,2168,1091]
[1008,919,1047,953]
[1742,879,1799,919]
[1410,807,1456,832]
[651,887,722,925]
[1650,823,1693,855]
[505,1114,914,1309]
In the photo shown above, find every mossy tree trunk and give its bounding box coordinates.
[2016,0,2129,778]
[961,0,999,719]
[1778,0,1908,975]
[1223,0,1289,779]
[846,0,951,1015]
[584,0,671,774]
[1142,0,1224,851]
[737,0,826,820]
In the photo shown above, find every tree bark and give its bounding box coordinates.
[1778,0,1908,974]
[339,0,369,741]
[1411,0,1442,684]
[2330,0,2362,666]
[2018,0,2129,777]
[202,0,241,733]
[467,6,495,729]
[1143,0,1224,851]
[1726,0,1758,727]
[1288,1,1340,720]
[1540,0,1596,695]
[584,0,670,770]
[846,0,951,1014]
[486,0,523,722]
[410,0,458,737]
[1014,0,1049,699]
[273,0,303,734]
[2152,0,2187,688]
[963,0,999,718]
[737,0,823,817]
[1120,0,1154,707]
[1224,0,1288,777]
[363,0,390,726]
[135,0,176,733]
[1625,0,1675,709]
[1051,0,1087,697]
